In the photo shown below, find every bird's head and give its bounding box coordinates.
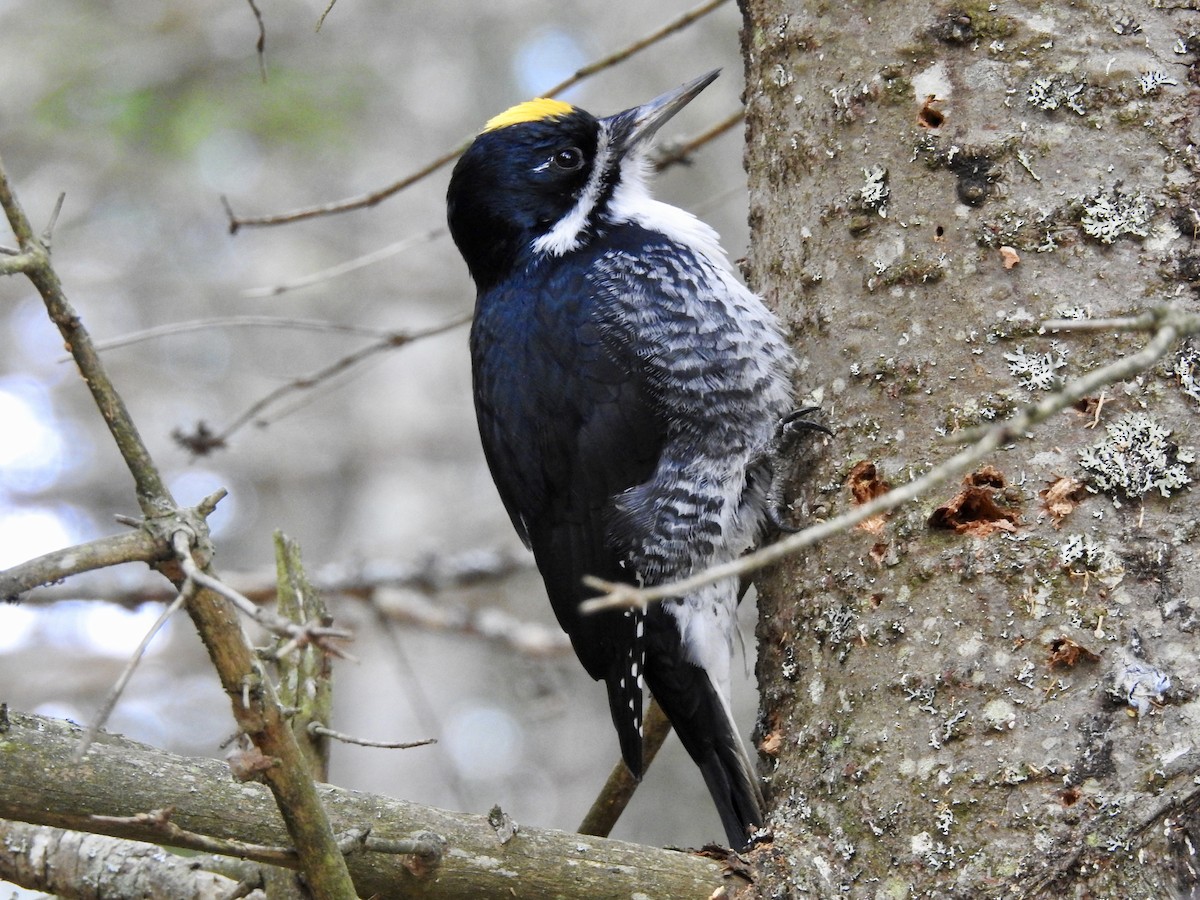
[447,70,719,292]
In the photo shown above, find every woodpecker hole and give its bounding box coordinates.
[918,95,945,129]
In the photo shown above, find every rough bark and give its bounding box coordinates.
[738,0,1200,896]
[0,711,731,900]
[0,820,266,900]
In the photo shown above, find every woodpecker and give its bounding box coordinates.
[447,70,808,847]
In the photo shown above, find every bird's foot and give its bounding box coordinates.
[763,407,832,533]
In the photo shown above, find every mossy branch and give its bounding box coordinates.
[0,712,730,900]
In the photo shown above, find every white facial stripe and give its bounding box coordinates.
[532,128,614,256]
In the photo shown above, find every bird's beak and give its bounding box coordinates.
[604,69,720,156]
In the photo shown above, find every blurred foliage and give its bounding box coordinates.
[35,69,366,157]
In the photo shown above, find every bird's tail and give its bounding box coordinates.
[644,643,764,847]
[602,608,647,778]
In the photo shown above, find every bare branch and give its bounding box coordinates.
[0,153,359,897]
[0,249,39,274]
[0,529,164,601]
[241,227,447,297]
[0,151,176,518]
[581,306,1196,614]
[244,0,267,82]
[578,699,673,838]
[190,312,470,451]
[73,589,191,763]
[0,819,267,899]
[1041,310,1163,333]
[87,315,391,355]
[90,808,299,865]
[17,547,562,657]
[540,0,730,98]
[40,191,65,246]
[315,0,337,31]
[651,109,743,172]
[224,0,731,230]
[172,532,355,660]
[308,722,436,751]
[225,145,469,231]
[2,711,730,900]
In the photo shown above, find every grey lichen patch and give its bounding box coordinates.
[938,393,1018,435]
[1110,12,1142,35]
[1138,69,1179,96]
[1059,534,1125,587]
[981,697,1017,731]
[815,603,858,662]
[847,165,890,236]
[868,256,946,290]
[1025,74,1088,115]
[859,165,890,217]
[1173,343,1200,405]
[1004,342,1068,392]
[1079,188,1155,244]
[1078,412,1195,500]
[978,205,1068,252]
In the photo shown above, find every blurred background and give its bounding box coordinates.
[0,0,761,876]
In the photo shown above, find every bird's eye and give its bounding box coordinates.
[552,147,584,171]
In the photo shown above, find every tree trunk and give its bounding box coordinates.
[738,0,1200,896]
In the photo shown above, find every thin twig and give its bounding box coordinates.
[0,152,176,517]
[540,0,730,99]
[172,532,355,658]
[41,192,65,246]
[315,0,337,31]
[204,312,470,448]
[225,146,469,231]
[1041,311,1156,333]
[90,808,298,865]
[85,316,390,356]
[581,307,1196,614]
[245,0,267,83]
[651,109,743,172]
[373,605,473,811]
[73,589,191,763]
[307,722,436,750]
[242,227,447,297]
[225,0,731,230]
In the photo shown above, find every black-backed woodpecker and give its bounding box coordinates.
[447,71,808,847]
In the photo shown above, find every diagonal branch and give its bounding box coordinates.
[224,0,731,230]
[202,311,471,450]
[0,150,359,898]
[581,306,1198,614]
[539,0,730,99]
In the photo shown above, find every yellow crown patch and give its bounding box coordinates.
[483,98,575,133]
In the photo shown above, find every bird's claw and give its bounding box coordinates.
[763,406,831,533]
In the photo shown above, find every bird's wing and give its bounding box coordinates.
[470,259,665,773]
